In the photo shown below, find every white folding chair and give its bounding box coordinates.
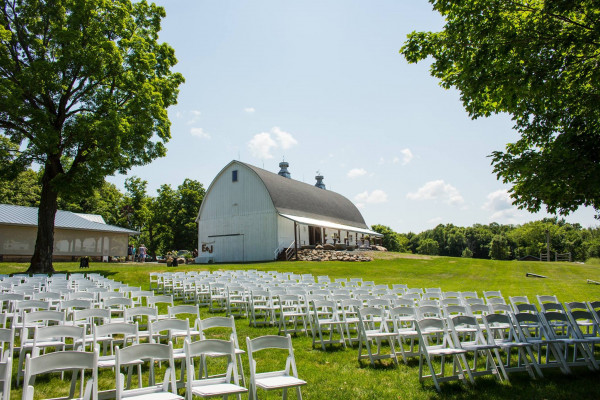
[0,327,13,400]
[415,318,472,392]
[340,299,362,347]
[357,307,398,367]
[482,313,542,379]
[184,339,247,400]
[246,334,306,400]
[115,343,183,400]
[388,306,419,364]
[278,294,309,337]
[168,305,202,338]
[447,315,508,383]
[311,299,346,351]
[512,312,571,374]
[541,311,598,371]
[22,350,99,400]
[198,316,246,386]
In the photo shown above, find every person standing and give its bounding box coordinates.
[139,244,147,262]
[127,245,133,261]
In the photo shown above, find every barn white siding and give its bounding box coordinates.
[197,163,278,262]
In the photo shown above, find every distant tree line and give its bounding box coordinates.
[372,219,600,262]
[0,169,205,257]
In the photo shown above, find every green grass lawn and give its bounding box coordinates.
[2,254,600,399]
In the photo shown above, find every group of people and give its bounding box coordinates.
[127,244,147,262]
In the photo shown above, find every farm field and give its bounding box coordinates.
[2,254,600,400]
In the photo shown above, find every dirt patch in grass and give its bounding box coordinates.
[362,251,432,260]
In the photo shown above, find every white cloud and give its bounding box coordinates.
[392,157,400,164]
[244,107,255,113]
[248,132,277,159]
[482,189,523,222]
[378,157,385,165]
[482,190,513,212]
[271,127,298,149]
[190,127,211,139]
[399,148,414,165]
[406,180,464,206]
[187,110,202,125]
[247,127,298,159]
[354,189,388,204]
[347,168,367,178]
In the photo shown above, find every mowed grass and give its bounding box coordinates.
[2,254,600,400]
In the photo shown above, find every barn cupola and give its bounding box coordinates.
[278,161,291,179]
[315,173,326,189]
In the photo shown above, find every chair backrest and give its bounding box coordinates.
[33,325,85,355]
[464,297,485,306]
[467,303,491,318]
[482,313,520,343]
[69,292,97,301]
[415,318,452,349]
[486,297,507,305]
[513,312,545,341]
[103,297,133,309]
[537,295,559,306]
[23,350,98,400]
[0,327,14,364]
[447,315,487,347]
[509,295,530,308]
[514,303,538,314]
[416,305,442,319]
[147,295,174,307]
[168,304,200,320]
[358,306,386,332]
[443,305,468,318]
[150,318,190,343]
[540,302,564,313]
[73,308,111,325]
[541,311,573,340]
[23,310,66,336]
[93,322,139,351]
[198,316,240,347]
[490,303,513,314]
[567,310,600,339]
[16,300,50,314]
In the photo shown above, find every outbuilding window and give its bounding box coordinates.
[232,170,238,182]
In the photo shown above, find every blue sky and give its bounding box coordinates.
[108,0,597,233]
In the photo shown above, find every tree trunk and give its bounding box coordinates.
[28,164,59,274]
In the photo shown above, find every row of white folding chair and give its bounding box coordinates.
[21,333,305,400]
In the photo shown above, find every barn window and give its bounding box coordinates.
[232,170,238,182]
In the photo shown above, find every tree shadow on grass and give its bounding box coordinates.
[357,359,398,370]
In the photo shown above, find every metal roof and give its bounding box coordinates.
[241,162,369,229]
[0,204,139,235]
[280,214,383,237]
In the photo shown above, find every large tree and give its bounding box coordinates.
[0,0,184,273]
[401,1,600,218]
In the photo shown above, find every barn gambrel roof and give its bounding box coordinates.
[242,162,369,229]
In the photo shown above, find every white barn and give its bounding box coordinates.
[195,160,382,263]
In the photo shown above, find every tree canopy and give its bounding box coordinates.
[0,0,184,272]
[401,0,600,218]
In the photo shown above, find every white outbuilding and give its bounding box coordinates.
[195,160,382,263]
[0,204,138,262]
